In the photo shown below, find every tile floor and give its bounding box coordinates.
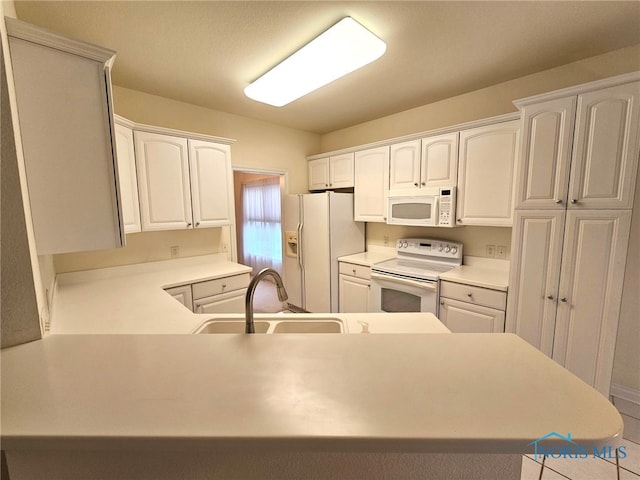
[521,438,640,479]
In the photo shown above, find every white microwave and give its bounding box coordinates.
[387,187,456,227]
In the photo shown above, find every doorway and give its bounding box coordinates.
[233,170,285,276]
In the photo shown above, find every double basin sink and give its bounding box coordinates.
[194,316,344,334]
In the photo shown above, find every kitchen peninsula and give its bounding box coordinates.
[2,256,623,480]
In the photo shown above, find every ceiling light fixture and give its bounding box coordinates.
[244,17,386,107]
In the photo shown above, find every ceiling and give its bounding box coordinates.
[12,1,640,134]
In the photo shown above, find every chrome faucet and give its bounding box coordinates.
[245,268,289,333]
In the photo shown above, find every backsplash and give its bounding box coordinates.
[366,223,512,260]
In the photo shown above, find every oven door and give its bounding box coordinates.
[370,273,439,315]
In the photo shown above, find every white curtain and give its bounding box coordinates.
[241,177,282,274]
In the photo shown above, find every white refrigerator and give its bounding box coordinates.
[283,192,365,313]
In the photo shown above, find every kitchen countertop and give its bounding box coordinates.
[1,333,622,453]
[440,256,510,291]
[51,254,450,335]
[338,249,396,267]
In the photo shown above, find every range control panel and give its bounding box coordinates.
[396,238,463,260]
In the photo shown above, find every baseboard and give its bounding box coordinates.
[611,384,640,443]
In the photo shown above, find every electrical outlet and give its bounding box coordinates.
[383,236,389,246]
[170,246,179,258]
[486,245,496,258]
[222,243,228,252]
[496,245,507,259]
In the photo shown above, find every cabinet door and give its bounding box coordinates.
[135,131,192,231]
[552,210,632,396]
[114,123,141,234]
[516,97,576,209]
[164,285,193,312]
[339,274,370,313]
[421,133,458,187]
[194,289,247,314]
[505,210,565,357]
[189,140,233,228]
[308,158,330,191]
[389,140,421,191]
[439,298,505,333]
[354,146,390,222]
[329,153,355,188]
[457,121,519,226]
[8,28,124,254]
[569,82,640,209]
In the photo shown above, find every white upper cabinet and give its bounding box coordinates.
[308,153,354,190]
[188,140,233,228]
[308,157,330,191]
[7,18,124,254]
[354,146,390,222]
[516,81,640,211]
[515,97,576,209]
[135,131,192,231]
[389,140,421,191]
[456,120,520,226]
[114,121,141,234]
[421,133,459,187]
[569,82,640,209]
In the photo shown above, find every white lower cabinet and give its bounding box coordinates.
[507,209,632,396]
[193,289,246,314]
[164,285,193,312]
[439,281,506,333]
[339,262,371,313]
[192,273,250,314]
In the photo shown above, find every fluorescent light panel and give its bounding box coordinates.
[244,17,386,107]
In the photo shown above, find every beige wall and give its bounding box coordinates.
[320,44,640,152]
[53,86,320,273]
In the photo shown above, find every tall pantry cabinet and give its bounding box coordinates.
[507,74,640,397]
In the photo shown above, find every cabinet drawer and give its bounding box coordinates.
[193,289,246,314]
[339,262,371,280]
[440,281,506,311]
[192,273,250,300]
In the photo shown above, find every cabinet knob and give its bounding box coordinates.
[560,297,568,303]
[440,301,445,305]
[571,199,578,204]
[195,222,200,227]
[555,199,563,204]
[187,222,192,227]
[414,182,419,187]
[467,293,473,298]
[547,295,554,300]
[457,218,462,223]
[222,284,227,289]
[421,182,426,186]
[329,183,333,187]
[352,269,356,274]
[325,184,329,187]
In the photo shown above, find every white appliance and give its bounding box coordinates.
[370,238,463,315]
[283,192,365,313]
[387,187,456,227]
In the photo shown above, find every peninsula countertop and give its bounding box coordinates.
[1,333,622,454]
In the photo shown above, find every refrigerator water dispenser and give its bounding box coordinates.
[285,231,298,257]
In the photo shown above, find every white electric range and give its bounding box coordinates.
[370,238,463,316]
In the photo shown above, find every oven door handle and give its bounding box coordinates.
[371,273,437,292]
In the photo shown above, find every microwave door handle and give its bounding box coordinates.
[371,273,437,292]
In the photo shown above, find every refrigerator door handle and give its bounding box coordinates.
[297,222,303,269]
